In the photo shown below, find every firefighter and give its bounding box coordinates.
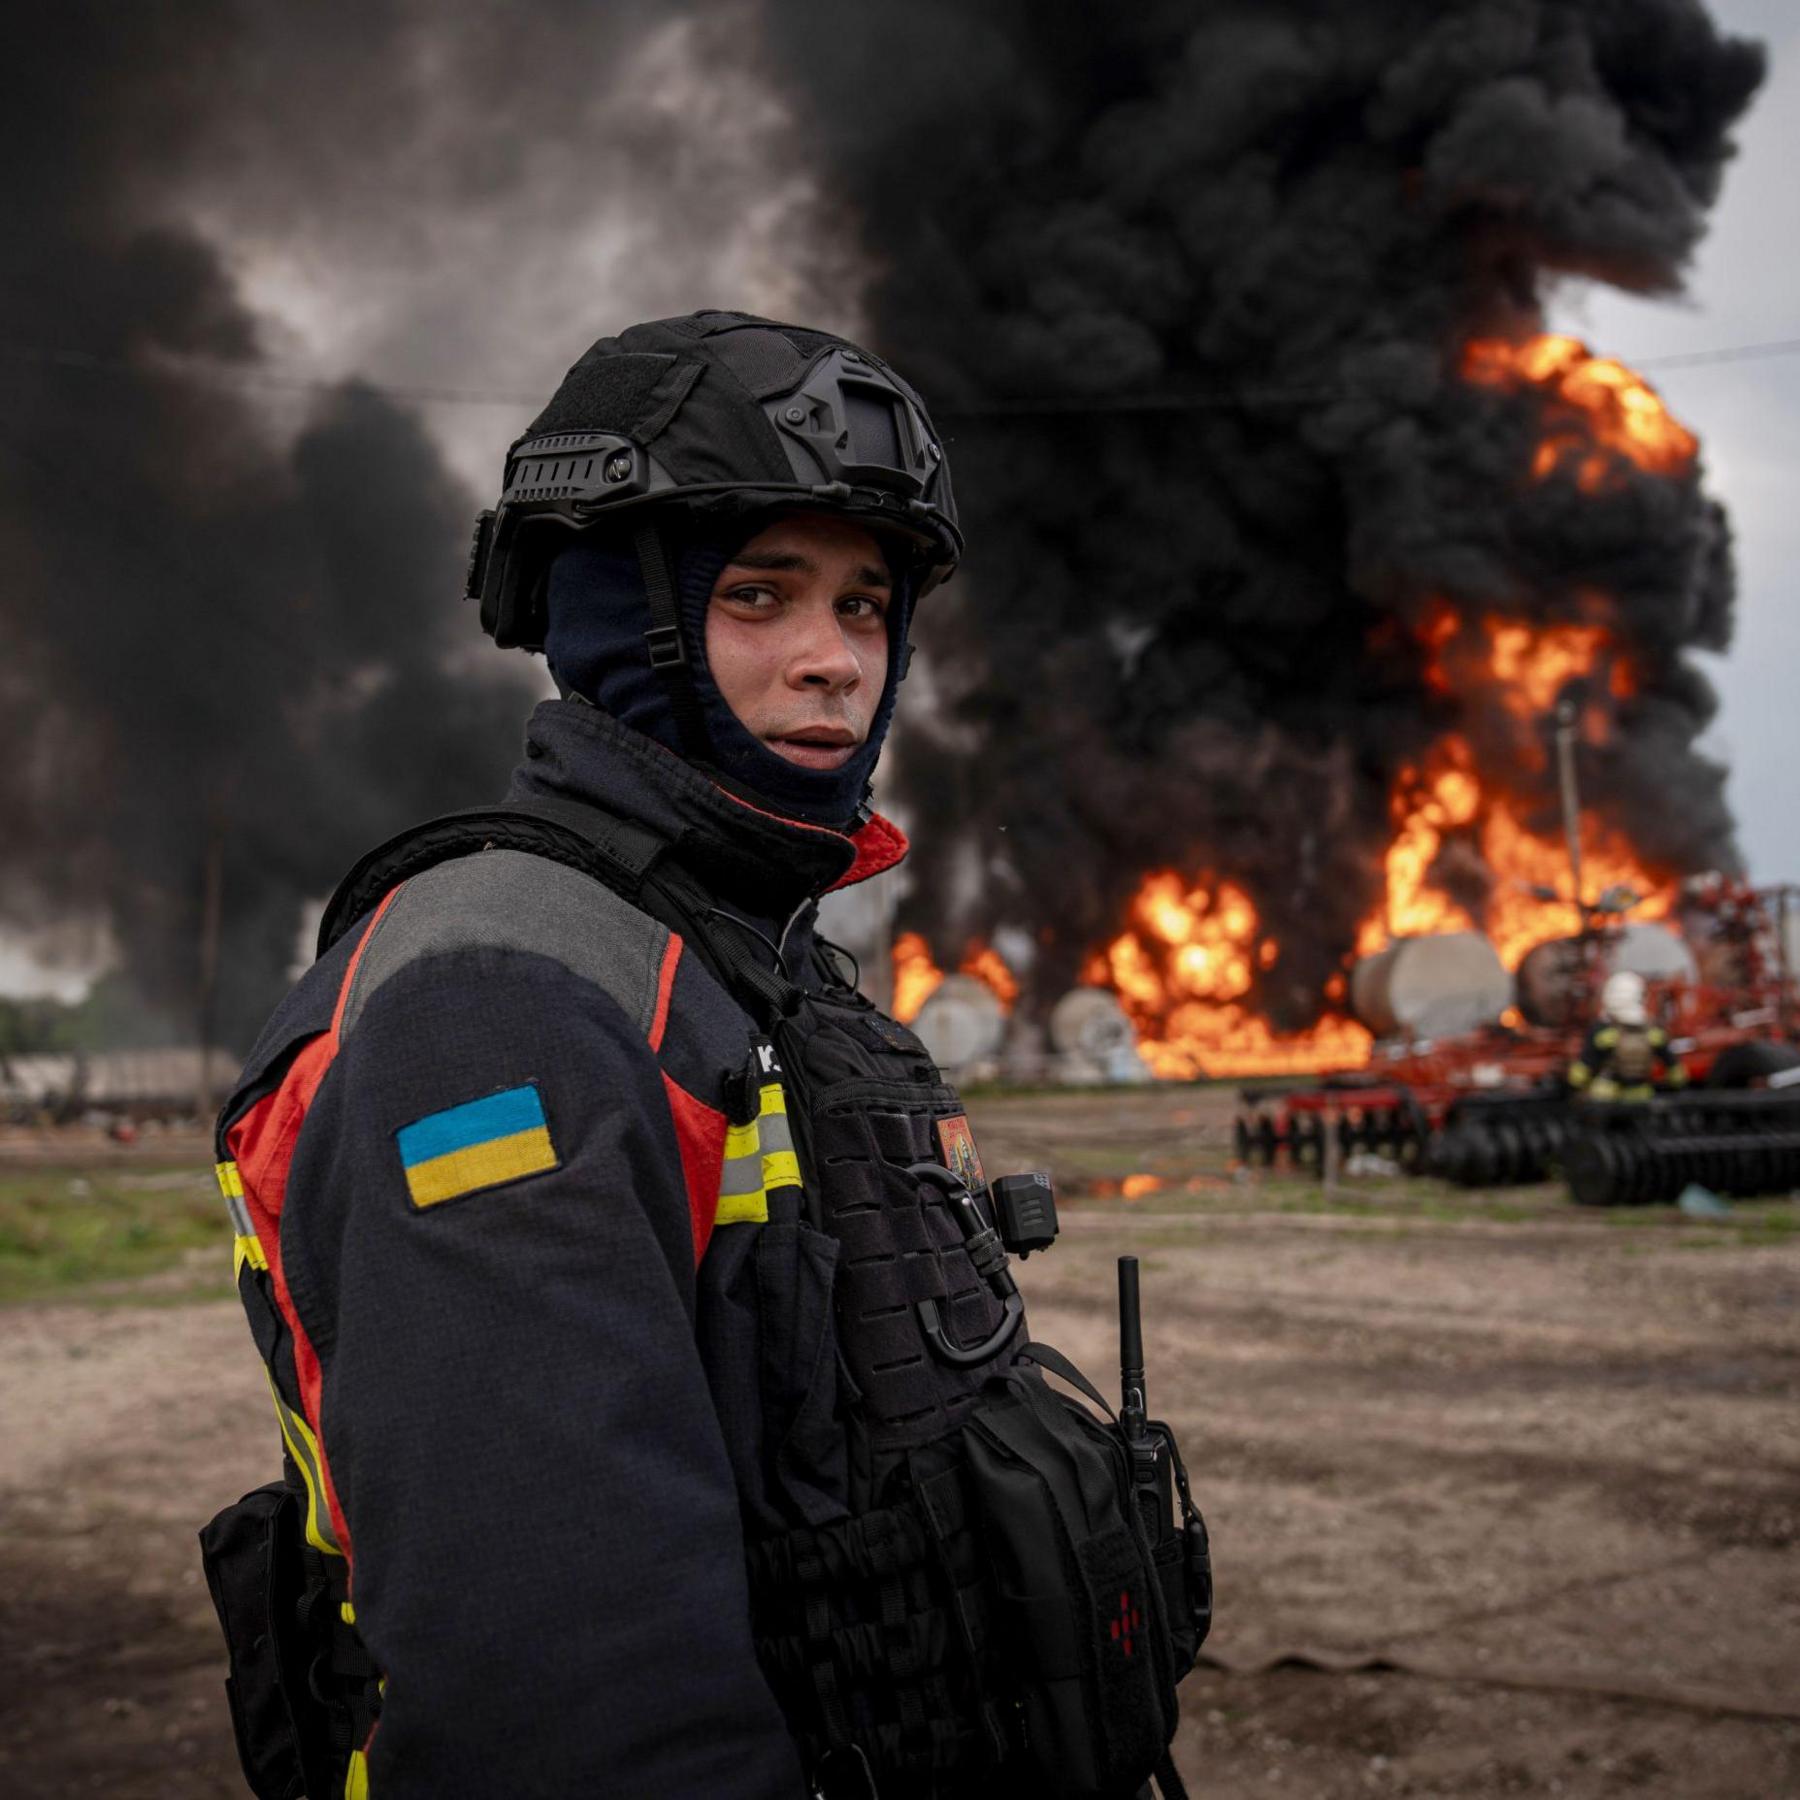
[1567,970,1689,1102]
[201,313,1203,1800]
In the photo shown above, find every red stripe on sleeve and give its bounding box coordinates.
[648,933,681,1053]
[330,885,405,1041]
[223,883,407,1567]
[661,1071,728,1266]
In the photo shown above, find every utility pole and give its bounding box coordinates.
[1554,699,1586,933]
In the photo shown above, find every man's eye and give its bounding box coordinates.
[725,585,777,608]
[838,595,886,619]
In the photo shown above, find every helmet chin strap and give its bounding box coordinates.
[633,520,710,762]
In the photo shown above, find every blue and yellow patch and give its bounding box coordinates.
[396,1084,559,1209]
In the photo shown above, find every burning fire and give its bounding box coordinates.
[891,335,1692,1080]
[892,931,1018,1024]
[1421,602,1635,734]
[1462,333,1698,491]
[891,931,942,1024]
[1084,876,1374,1080]
[1080,612,1672,1075]
[1358,738,1671,969]
[897,610,1673,1076]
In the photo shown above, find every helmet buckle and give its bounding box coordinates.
[643,624,687,670]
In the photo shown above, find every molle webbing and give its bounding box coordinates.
[804,1080,1011,1448]
[746,1470,1005,1783]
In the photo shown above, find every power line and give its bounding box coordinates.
[1634,334,1800,372]
[0,342,532,412]
[4,328,1799,420]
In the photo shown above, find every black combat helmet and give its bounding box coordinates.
[467,310,961,653]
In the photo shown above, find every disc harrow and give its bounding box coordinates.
[1426,1092,1577,1187]
[1232,1086,1432,1174]
[1563,1090,1800,1207]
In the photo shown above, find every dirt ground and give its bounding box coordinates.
[2,1089,1797,1798]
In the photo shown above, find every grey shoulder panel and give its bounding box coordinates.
[338,850,668,1042]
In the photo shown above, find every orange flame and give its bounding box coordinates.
[1355,738,1670,969]
[891,931,943,1024]
[1102,605,1673,1072]
[960,941,1019,1011]
[1421,604,1633,731]
[1487,620,1610,720]
[1462,333,1697,492]
[892,933,1018,1022]
[1087,873,1374,1079]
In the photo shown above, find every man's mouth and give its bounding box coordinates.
[768,726,860,771]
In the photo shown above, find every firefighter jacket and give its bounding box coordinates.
[215,698,922,1798]
[1568,1019,1689,1102]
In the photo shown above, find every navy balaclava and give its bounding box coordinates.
[543,518,913,830]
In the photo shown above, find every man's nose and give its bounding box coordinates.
[788,604,862,690]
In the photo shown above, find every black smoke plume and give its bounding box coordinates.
[0,4,561,1050]
[0,2,814,1052]
[0,1,1767,1055]
[764,0,1765,1023]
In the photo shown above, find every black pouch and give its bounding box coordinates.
[199,1481,345,1800]
[961,1362,1179,1799]
[199,1482,308,1800]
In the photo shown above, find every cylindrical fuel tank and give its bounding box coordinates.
[1046,987,1149,1083]
[1350,933,1511,1040]
[1515,924,1697,1029]
[912,974,1005,1073]
[1048,986,1137,1058]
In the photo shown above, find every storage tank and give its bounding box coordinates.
[912,975,1005,1073]
[1350,933,1511,1040]
[1514,923,1697,1028]
[1048,987,1149,1084]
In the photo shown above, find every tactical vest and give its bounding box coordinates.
[1608,1023,1656,1086]
[201,801,1211,1800]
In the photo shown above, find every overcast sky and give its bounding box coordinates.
[1549,0,1797,881]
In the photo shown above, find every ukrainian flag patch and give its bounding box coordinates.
[396,1084,559,1210]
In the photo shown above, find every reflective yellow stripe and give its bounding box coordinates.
[760,1149,801,1191]
[233,1232,268,1275]
[265,1369,343,1557]
[713,1082,801,1228]
[217,1158,258,1240]
[340,1599,357,1625]
[344,1747,370,1799]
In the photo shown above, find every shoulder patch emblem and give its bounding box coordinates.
[936,1114,986,1192]
[396,1083,559,1209]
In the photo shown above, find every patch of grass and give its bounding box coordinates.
[1662,1203,1800,1250]
[0,1165,231,1303]
[1735,1208,1800,1246]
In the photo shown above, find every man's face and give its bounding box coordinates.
[704,513,892,772]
